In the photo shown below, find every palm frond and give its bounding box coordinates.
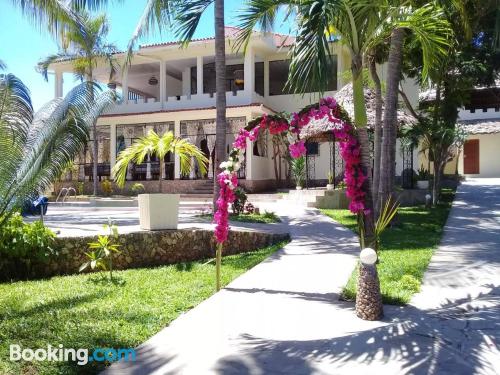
[235,0,295,51]
[0,78,115,219]
[0,60,6,71]
[174,0,213,46]
[125,0,176,66]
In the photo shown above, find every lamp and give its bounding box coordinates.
[360,248,377,265]
[234,70,244,86]
[148,76,158,86]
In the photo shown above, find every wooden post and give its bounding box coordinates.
[216,243,222,291]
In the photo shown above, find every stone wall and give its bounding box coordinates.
[34,229,289,278]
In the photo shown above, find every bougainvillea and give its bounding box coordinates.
[214,97,368,244]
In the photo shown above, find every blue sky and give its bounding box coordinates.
[0,2,291,110]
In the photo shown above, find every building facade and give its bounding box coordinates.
[50,27,419,193]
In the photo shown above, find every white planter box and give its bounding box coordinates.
[326,184,335,191]
[138,194,179,230]
[417,180,429,189]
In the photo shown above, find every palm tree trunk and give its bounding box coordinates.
[368,58,382,219]
[159,157,164,193]
[213,0,227,210]
[379,28,405,211]
[352,56,375,247]
[352,54,382,321]
[87,74,98,197]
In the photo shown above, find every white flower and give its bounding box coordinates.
[233,162,241,171]
[224,179,235,190]
[220,161,231,169]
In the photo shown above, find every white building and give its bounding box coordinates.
[50,27,419,193]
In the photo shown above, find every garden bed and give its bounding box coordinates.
[0,240,289,374]
[321,189,455,305]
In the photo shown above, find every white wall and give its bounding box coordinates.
[457,133,500,178]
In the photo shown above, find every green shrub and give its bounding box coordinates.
[262,211,279,221]
[76,181,85,195]
[101,180,113,196]
[131,182,145,195]
[0,214,56,278]
[232,187,247,215]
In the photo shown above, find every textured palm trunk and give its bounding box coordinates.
[356,263,383,320]
[159,158,164,193]
[213,0,227,291]
[379,28,405,211]
[213,0,227,210]
[87,74,98,197]
[352,55,382,320]
[368,59,382,219]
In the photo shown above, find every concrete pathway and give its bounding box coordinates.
[103,180,500,374]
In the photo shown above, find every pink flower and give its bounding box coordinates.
[289,140,307,158]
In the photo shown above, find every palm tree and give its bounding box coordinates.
[0,74,116,222]
[113,130,208,192]
[37,12,119,196]
[125,0,228,209]
[377,3,452,212]
[238,0,452,320]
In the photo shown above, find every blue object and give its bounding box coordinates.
[21,195,49,216]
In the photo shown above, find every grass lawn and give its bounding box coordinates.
[321,189,455,305]
[198,211,281,224]
[0,240,288,375]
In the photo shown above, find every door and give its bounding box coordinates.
[464,139,480,174]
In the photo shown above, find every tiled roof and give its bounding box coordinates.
[458,118,500,134]
[139,26,295,49]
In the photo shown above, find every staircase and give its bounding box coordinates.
[284,188,350,209]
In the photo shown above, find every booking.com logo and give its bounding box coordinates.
[10,344,136,366]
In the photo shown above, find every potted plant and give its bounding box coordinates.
[326,172,334,191]
[291,156,306,190]
[416,165,430,189]
[113,130,207,230]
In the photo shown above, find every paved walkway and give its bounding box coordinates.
[104,180,500,374]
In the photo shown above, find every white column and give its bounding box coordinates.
[159,60,166,106]
[196,56,204,95]
[110,123,117,177]
[174,120,181,179]
[54,71,63,98]
[122,70,129,104]
[264,58,270,98]
[182,67,191,97]
[244,48,255,97]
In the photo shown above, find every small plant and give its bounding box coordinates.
[100,180,113,196]
[263,211,279,221]
[374,197,400,250]
[80,221,121,281]
[0,213,56,278]
[131,182,145,195]
[76,181,85,196]
[327,172,334,185]
[232,187,247,215]
[417,165,430,181]
[337,181,346,189]
[291,156,306,188]
[244,202,255,214]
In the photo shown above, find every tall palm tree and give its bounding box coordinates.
[38,12,119,196]
[238,0,452,320]
[0,74,116,223]
[377,3,451,212]
[113,130,208,192]
[126,0,228,209]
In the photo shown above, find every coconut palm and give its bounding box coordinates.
[238,0,451,320]
[126,0,228,209]
[0,74,116,223]
[113,130,208,192]
[37,11,119,196]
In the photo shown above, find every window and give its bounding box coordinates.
[269,56,338,96]
[255,62,264,96]
[306,142,319,156]
[253,129,268,157]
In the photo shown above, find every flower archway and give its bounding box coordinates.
[214,97,369,245]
